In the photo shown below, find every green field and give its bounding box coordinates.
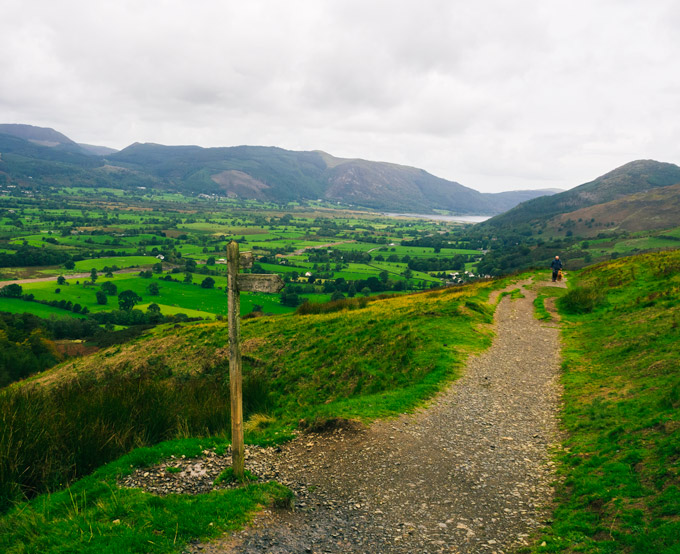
[19,275,290,317]
[0,297,88,319]
[72,256,160,272]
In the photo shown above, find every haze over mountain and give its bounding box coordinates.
[0,124,557,215]
[482,160,680,234]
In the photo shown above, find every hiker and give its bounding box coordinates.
[551,255,563,282]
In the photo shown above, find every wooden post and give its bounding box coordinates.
[226,240,245,479]
[225,241,283,480]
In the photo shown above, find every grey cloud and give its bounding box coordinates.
[1,0,679,192]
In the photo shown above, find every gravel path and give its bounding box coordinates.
[124,279,564,553]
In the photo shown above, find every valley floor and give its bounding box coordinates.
[172,279,565,553]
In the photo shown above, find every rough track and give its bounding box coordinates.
[186,280,564,554]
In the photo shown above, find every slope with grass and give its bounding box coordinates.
[528,250,680,553]
[483,159,680,233]
[549,183,680,237]
[0,280,497,554]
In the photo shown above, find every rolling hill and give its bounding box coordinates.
[0,124,557,214]
[549,182,680,236]
[481,160,680,233]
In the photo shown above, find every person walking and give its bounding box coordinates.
[550,255,563,282]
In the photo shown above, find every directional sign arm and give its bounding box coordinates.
[237,273,284,293]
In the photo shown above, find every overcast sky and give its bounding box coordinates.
[1,0,679,193]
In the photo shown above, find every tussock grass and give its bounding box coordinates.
[0,366,271,512]
[557,286,605,314]
[528,250,680,553]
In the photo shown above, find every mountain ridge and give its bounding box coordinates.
[481,159,680,231]
[0,124,560,214]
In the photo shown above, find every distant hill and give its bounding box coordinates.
[0,123,79,148]
[1,123,558,214]
[78,143,119,156]
[0,123,117,158]
[549,182,680,236]
[109,142,557,213]
[482,160,680,232]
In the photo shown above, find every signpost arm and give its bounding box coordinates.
[226,240,245,479]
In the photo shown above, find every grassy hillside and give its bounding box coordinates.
[549,183,680,236]
[484,160,680,231]
[530,250,680,553]
[0,282,496,518]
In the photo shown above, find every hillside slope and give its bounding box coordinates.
[550,182,680,235]
[1,284,495,508]
[0,123,79,148]
[482,160,680,231]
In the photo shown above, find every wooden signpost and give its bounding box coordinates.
[226,240,284,479]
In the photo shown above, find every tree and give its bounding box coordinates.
[64,260,75,270]
[147,282,160,295]
[101,281,117,296]
[379,270,389,283]
[280,291,301,307]
[206,256,215,265]
[366,276,383,292]
[96,290,107,305]
[153,262,163,274]
[118,290,142,311]
[331,291,345,302]
[185,259,197,272]
[0,284,23,298]
[361,287,372,297]
[183,272,193,284]
[90,268,98,283]
[57,275,66,285]
[200,277,215,289]
[147,303,163,323]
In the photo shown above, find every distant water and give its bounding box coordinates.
[384,213,491,223]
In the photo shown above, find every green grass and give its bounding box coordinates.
[20,275,292,317]
[0,438,292,554]
[135,303,214,319]
[0,298,88,319]
[73,256,160,272]
[527,251,680,553]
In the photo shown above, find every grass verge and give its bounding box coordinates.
[525,251,680,553]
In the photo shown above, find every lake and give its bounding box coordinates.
[384,213,491,223]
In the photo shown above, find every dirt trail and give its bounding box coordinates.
[182,279,564,554]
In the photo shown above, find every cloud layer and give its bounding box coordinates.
[1,0,679,192]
